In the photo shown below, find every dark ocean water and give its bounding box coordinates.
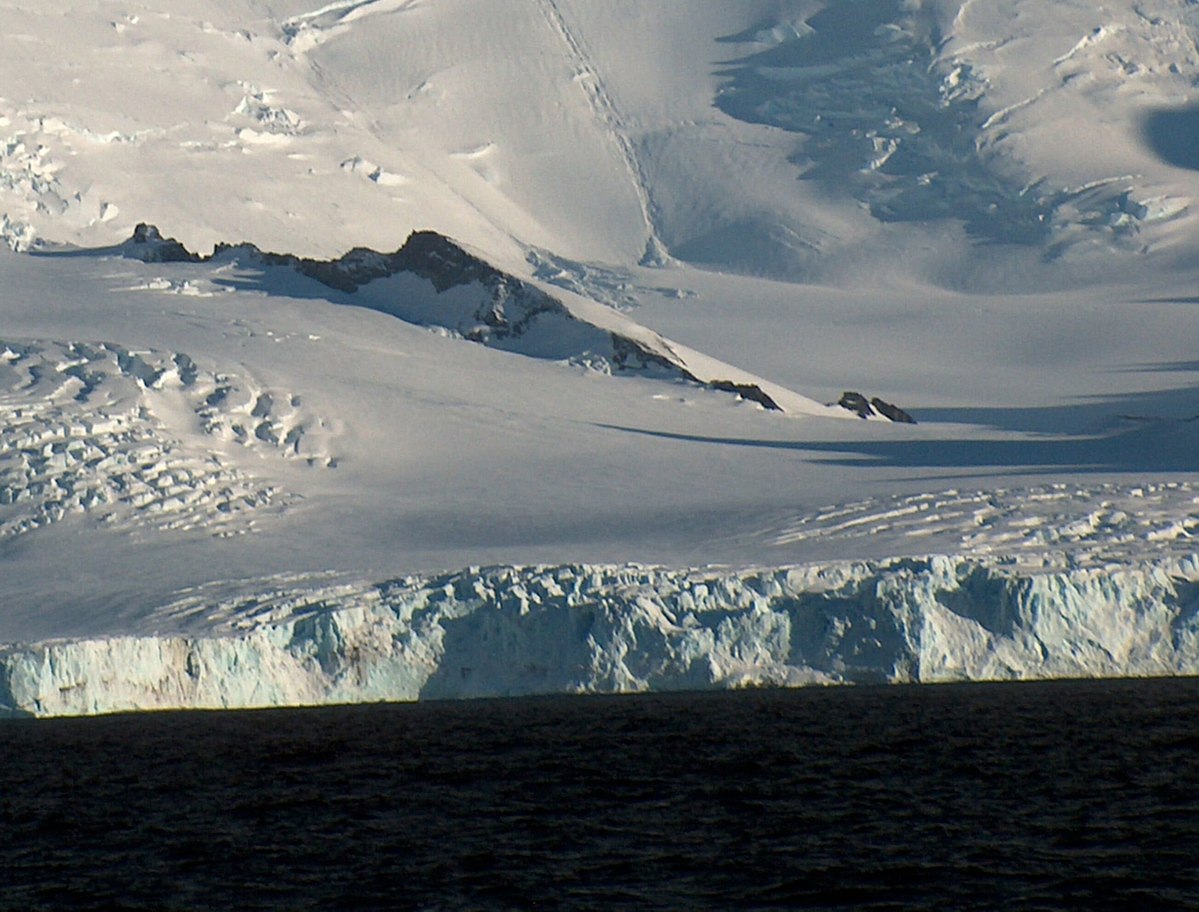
[3,679,1199,911]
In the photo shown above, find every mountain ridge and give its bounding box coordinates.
[119,222,915,421]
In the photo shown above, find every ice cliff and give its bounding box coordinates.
[4,556,1199,718]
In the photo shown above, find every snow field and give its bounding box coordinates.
[767,482,1199,570]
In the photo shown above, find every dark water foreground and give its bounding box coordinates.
[3,679,1199,911]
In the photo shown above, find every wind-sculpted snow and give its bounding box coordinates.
[4,556,1199,718]
[0,107,129,252]
[526,247,698,312]
[282,0,422,54]
[717,3,1004,231]
[768,482,1199,570]
[714,0,1145,253]
[4,0,1198,280]
[0,340,336,538]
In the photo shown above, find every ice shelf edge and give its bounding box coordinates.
[4,555,1199,718]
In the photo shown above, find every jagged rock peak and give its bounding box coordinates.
[112,226,881,420]
[837,391,916,424]
[125,223,201,263]
[708,380,782,412]
[393,230,507,293]
[118,223,605,350]
[122,225,519,296]
[870,396,916,424]
[838,391,874,419]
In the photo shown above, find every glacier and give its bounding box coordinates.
[4,0,1199,720]
[5,556,1199,718]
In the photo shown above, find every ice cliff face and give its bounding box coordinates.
[5,556,1199,718]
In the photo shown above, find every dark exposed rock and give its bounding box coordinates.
[837,390,917,423]
[285,247,396,293]
[124,223,201,263]
[128,225,627,352]
[610,335,683,374]
[116,225,844,416]
[211,230,567,342]
[870,396,916,424]
[708,380,782,412]
[211,229,522,296]
[390,230,507,292]
[211,241,395,293]
[838,391,876,419]
[611,339,779,409]
[464,281,567,342]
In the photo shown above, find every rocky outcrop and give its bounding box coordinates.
[837,391,916,423]
[117,225,823,412]
[124,225,590,349]
[609,334,683,374]
[870,396,916,424]
[117,225,907,419]
[219,229,535,298]
[709,380,782,412]
[123,223,201,263]
[838,391,875,419]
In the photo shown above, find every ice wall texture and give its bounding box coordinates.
[5,557,1199,717]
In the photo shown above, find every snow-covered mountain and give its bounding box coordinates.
[3,0,1199,715]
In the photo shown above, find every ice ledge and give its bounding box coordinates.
[4,555,1199,718]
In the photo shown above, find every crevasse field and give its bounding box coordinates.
[3,0,1199,717]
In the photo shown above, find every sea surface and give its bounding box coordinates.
[3,679,1199,910]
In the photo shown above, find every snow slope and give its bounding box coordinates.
[7,0,1199,281]
[3,0,1199,715]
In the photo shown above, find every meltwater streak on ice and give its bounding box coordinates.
[6,556,1199,717]
[3,681,1199,910]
